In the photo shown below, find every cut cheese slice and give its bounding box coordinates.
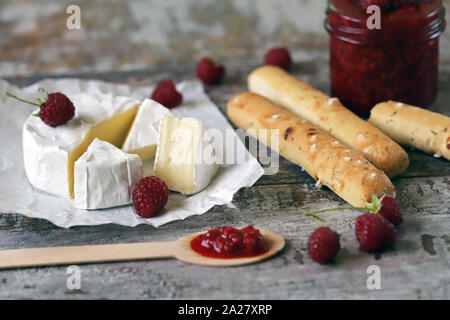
[22,92,141,198]
[154,115,218,195]
[74,139,143,210]
[122,98,172,160]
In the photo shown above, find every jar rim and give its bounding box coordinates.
[325,0,446,44]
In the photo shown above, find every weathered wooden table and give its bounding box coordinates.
[0,57,449,299]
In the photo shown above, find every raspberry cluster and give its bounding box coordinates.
[305,195,403,264]
[195,47,293,86]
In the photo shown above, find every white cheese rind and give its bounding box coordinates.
[154,115,218,195]
[74,139,143,210]
[22,92,140,198]
[122,99,172,159]
[23,127,70,198]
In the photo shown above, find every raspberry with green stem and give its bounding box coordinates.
[196,19,241,85]
[299,193,402,227]
[299,193,382,217]
[300,193,399,253]
[303,207,341,264]
[7,88,75,127]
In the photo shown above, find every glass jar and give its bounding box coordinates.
[325,0,446,114]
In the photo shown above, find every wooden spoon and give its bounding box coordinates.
[0,229,285,269]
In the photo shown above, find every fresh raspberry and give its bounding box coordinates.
[355,213,396,252]
[132,176,169,218]
[359,0,392,12]
[264,47,292,70]
[378,195,403,227]
[39,93,75,127]
[196,57,225,84]
[7,90,75,127]
[307,227,341,264]
[151,80,183,109]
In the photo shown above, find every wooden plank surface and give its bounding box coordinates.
[0,58,449,299]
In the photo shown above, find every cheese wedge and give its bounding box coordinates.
[154,115,218,195]
[74,139,143,210]
[22,92,140,198]
[122,99,172,160]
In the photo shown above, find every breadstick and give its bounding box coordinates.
[227,92,396,207]
[369,101,450,160]
[248,66,409,178]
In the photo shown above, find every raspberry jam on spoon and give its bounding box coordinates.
[190,226,270,259]
[0,228,284,269]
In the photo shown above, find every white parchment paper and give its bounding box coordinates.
[0,78,264,228]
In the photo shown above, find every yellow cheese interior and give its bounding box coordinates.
[155,116,199,194]
[127,145,158,160]
[67,105,139,197]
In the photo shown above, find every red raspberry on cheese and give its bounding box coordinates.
[7,90,75,127]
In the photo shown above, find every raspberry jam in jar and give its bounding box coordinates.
[325,0,446,114]
[190,226,269,259]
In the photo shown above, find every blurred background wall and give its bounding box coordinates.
[1,0,449,77]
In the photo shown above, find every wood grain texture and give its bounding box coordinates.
[0,59,449,299]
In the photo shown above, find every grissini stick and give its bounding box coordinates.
[248,66,409,178]
[369,101,450,160]
[227,92,396,207]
